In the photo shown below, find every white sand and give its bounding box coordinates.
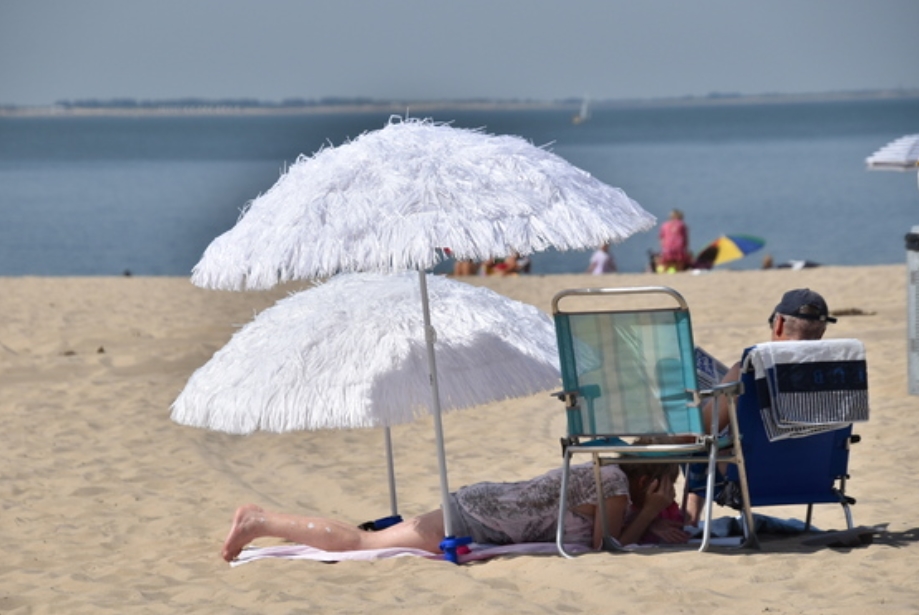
[1,266,916,614]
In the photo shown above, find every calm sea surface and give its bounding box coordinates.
[1,98,917,276]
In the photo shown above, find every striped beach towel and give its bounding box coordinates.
[743,339,869,442]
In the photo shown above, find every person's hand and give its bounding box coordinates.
[643,476,677,516]
[646,518,690,544]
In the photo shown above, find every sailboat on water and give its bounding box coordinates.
[572,96,590,125]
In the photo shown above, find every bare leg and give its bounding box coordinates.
[222,504,446,562]
[684,493,703,526]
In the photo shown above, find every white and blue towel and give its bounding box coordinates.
[743,339,869,441]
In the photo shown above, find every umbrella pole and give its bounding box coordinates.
[383,426,398,517]
[417,271,456,538]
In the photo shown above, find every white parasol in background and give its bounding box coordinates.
[866,133,919,194]
[867,133,919,396]
[866,133,919,170]
[172,272,561,522]
[186,117,655,551]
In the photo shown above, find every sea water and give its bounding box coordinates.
[0,98,917,276]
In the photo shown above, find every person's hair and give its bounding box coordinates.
[777,304,827,340]
[619,461,681,485]
[670,209,683,220]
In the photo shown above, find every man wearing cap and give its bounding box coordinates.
[704,287,837,434]
[684,288,837,523]
[767,287,837,338]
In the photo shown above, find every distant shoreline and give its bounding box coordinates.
[3,89,918,118]
[0,263,906,280]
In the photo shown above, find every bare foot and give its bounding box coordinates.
[222,504,265,562]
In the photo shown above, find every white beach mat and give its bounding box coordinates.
[230,542,593,566]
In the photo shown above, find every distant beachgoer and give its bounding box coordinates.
[494,253,518,276]
[452,260,479,276]
[487,253,528,276]
[658,209,691,272]
[587,244,617,274]
[516,254,532,274]
[221,461,688,562]
[777,260,820,270]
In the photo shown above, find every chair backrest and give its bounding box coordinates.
[553,286,702,438]
[727,340,868,505]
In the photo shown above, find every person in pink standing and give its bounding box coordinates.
[658,209,692,272]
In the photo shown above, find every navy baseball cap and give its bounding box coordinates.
[769,288,837,324]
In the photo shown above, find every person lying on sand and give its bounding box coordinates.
[222,461,688,562]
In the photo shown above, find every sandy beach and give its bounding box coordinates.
[2,265,917,614]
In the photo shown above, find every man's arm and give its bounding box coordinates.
[701,361,742,433]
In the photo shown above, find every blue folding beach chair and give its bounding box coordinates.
[552,286,754,556]
[721,340,868,534]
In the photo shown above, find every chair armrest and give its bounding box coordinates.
[698,380,743,400]
[552,390,577,406]
[552,384,602,408]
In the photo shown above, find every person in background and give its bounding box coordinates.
[658,209,691,272]
[484,252,529,276]
[452,259,479,276]
[587,243,617,274]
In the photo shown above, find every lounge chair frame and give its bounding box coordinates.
[552,286,755,556]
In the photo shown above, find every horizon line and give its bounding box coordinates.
[3,88,918,117]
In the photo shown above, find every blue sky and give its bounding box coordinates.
[1,0,917,106]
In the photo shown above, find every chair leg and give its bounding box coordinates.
[723,393,759,549]
[698,442,737,551]
[804,504,814,531]
[591,453,612,543]
[679,464,691,523]
[841,501,855,530]
[556,450,577,559]
[698,459,714,551]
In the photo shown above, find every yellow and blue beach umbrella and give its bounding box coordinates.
[697,234,765,266]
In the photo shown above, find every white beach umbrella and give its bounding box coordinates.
[866,134,919,397]
[172,272,561,527]
[866,133,919,170]
[866,134,919,194]
[188,117,655,551]
[192,117,654,288]
[172,272,560,431]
